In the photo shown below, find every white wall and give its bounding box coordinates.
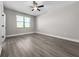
[4,8,36,36]
[36,2,79,41]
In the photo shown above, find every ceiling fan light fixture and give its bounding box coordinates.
[33,7,37,11]
[31,1,44,11]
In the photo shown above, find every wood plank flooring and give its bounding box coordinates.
[1,33,79,57]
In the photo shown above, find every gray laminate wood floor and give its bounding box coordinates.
[1,33,79,57]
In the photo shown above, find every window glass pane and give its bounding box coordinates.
[16,15,23,21]
[17,22,23,28]
[24,17,31,23]
[25,23,30,27]
[16,15,31,28]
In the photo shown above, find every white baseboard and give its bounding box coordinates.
[6,32,79,43]
[6,32,34,38]
[36,32,79,43]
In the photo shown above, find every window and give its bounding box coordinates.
[16,15,31,28]
[24,17,31,27]
[16,15,23,28]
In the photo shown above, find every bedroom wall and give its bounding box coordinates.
[4,8,36,36]
[36,2,79,42]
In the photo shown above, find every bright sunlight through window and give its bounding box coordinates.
[16,15,31,28]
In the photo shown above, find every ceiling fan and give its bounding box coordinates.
[30,1,44,11]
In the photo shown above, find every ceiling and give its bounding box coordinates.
[3,1,77,16]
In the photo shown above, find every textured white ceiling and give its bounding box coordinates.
[3,1,77,16]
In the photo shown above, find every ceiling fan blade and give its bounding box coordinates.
[37,9,40,11]
[32,9,34,11]
[38,5,44,8]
